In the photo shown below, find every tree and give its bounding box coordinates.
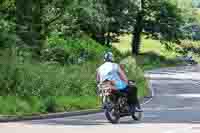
[16,0,74,55]
[15,0,137,48]
[131,0,144,55]
[71,0,137,45]
[0,0,16,48]
[170,0,200,40]
[102,0,137,45]
[72,0,109,44]
[131,0,184,55]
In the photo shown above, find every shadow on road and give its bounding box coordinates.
[23,115,142,126]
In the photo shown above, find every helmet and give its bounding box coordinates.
[104,51,114,62]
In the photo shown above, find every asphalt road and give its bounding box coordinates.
[1,65,200,133]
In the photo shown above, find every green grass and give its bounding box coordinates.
[0,38,149,116]
[113,35,132,52]
[0,59,148,116]
[113,34,185,70]
[113,34,179,57]
[0,96,100,116]
[0,57,102,115]
[0,59,103,116]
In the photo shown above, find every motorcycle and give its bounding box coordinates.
[98,80,143,124]
[177,55,198,65]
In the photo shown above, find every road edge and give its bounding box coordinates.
[0,109,103,123]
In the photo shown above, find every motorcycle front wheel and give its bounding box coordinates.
[131,111,143,121]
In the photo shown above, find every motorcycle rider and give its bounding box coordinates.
[96,52,142,112]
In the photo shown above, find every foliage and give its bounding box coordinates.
[40,34,126,64]
[0,0,16,48]
[113,34,186,70]
[2,0,189,53]
[102,0,137,33]
[0,96,99,115]
[69,0,138,44]
[0,60,97,96]
[131,0,185,55]
[1,0,192,116]
[176,40,200,54]
[15,0,76,50]
[168,0,200,41]
[41,35,106,64]
[0,19,16,48]
[0,0,15,20]
[142,0,184,42]
[0,45,148,115]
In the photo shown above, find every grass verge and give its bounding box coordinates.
[0,96,100,116]
[0,60,148,116]
[113,34,187,70]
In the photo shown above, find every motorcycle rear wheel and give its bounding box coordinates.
[105,107,120,124]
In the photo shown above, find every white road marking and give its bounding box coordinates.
[176,94,200,98]
[142,97,153,106]
[145,72,200,80]
[141,79,154,106]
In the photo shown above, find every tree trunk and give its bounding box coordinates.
[131,0,144,56]
[32,0,44,56]
[105,32,112,47]
[16,0,33,46]
[92,33,106,45]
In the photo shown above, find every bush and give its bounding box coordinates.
[0,96,100,115]
[41,35,126,65]
[0,96,39,115]
[177,40,200,54]
[0,19,16,48]
[41,36,107,64]
[0,56,99,97]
